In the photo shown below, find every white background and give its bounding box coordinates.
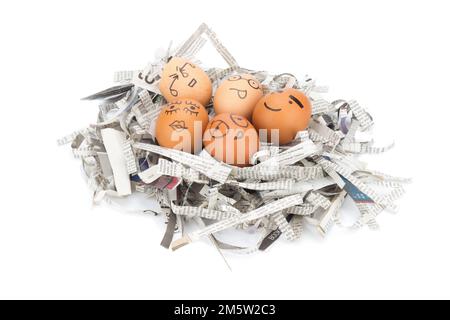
[1,0,449,299]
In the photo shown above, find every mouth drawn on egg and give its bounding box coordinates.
[229,88,248,99]
[188,78,198,87]
[263,102,282,112]
[169,120,188,132]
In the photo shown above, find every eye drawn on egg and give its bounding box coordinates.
[264,101,281,112]
[229,114,249,128]
[209,120,230,138]
[228,75,241,81]
[183,104,200,116]
[227,75,261,91]
[248,79,260,90]
[165,104,181,115]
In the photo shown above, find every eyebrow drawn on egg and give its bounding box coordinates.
[185,101,199,108]
[230,114,249,128]
[289,95,305,109]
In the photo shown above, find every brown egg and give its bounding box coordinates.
[213,74,263,119]
[155,99,209,153]
[252,89,312,145]
[203,113,259,167]
[159,57,212,106]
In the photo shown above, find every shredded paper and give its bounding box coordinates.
[59,23,409,255]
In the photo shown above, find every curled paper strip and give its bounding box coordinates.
[60,23,409,256]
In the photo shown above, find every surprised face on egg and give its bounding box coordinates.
[213,74,263,119]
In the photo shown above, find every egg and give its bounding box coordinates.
[252,89,312,145]
[213,74,263,119]
[159,57,212,106]
[155,99,209,153]
[203,113,259,167]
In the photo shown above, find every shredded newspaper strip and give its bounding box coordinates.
[60,23,409,257]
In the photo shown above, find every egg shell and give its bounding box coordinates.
[159,57,212,106]
[252,89,312,145]
[155,99,209,154]
[213,74,263,119]
[203,113,259,167]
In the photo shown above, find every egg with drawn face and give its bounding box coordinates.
[155,99,209,153]
[213,74,263,119]
[203,113,259,167]
[159,57,212,106]
[252,89,312,145]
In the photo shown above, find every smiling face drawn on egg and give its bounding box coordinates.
[156,99,209,153]
[159,57,212,106]
[262,91,307,112]
[203,113,259,167]
[252,89,312,145]
[213,74,263,119]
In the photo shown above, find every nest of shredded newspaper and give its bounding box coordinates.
[59,24,409,255]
